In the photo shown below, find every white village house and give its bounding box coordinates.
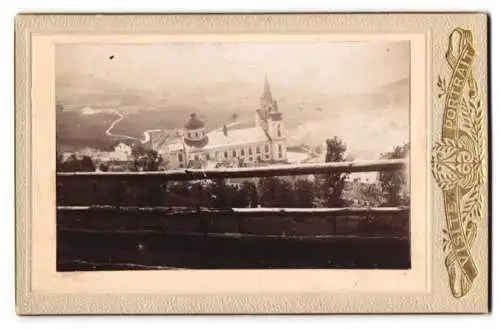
[113,142,133,158]
[62,142,133,163]
[155,78,288,169]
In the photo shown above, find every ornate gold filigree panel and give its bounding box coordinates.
[432,28,486,298]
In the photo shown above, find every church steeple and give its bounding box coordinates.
[262,75,273,102]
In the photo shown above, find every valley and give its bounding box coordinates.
[56,73,410,160]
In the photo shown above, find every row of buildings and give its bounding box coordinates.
[60,142,134,170]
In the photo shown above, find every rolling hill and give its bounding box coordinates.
[56,73,153,109]
[56,74,410,158]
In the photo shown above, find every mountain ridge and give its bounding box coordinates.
[56,73,410,114]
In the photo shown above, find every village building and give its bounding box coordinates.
[62,142,134,164]
[155,78,288,169]
[113,142,133,158]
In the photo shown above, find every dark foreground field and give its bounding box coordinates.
[57,212,411,271]
[56,159,410,271]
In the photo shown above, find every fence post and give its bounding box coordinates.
[331,217,338,235]
[237,216,244,234]
[196,205,208,237]
[92,180,99,205]
[112,180,126,208]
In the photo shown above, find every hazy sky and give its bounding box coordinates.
[56,41,410,95]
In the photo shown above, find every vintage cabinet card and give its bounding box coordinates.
[15,13,489,314]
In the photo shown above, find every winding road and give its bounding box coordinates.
[105,112,136,141]
[105,111,163,144]
[105,110,250,146]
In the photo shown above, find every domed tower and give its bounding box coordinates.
[183,113,208,148]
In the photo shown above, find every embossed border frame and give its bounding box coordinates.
[15,13,489,314]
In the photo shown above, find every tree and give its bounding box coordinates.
[343,179,383,207]
[58,154,96,172]
[131,143,146,157]
[293,179,315,208]
[165,181,195,206]
[242,181,259,207]
[315,137,349,207]
[60,154,79,172]
[378,142,410,206]
[130,145,163,172]
[210,179,230,208]
[80,156,96,172]
[230,183,250,208]
[98,163,109,172]
[127,144,165,205]
[258,177,294,207]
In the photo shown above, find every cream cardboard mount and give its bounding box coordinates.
[15,13,490,314]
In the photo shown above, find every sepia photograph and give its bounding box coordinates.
[55,41,411,271]
[16,12,490,315]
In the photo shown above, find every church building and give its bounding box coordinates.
[156,77,287,169]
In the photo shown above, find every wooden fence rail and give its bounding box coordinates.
[57,205,409,217]
[57,158,407,182]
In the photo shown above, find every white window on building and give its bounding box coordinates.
[249,148,253,155]
[278,144,283,158]
[265,144,269,153]
[256,146,261,154]
[240,149,245,156]
[215,151,219,159]
[194,154,199,161]
[187,132,192,138]
[277,125,282,137]
[178,153,183,162]
[232,150,237,157]
[224,151,228,158]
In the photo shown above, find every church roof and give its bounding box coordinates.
[184,113,205,129]
[184,136,209,148]
[161,126,270,153]
[203,126,269,150]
